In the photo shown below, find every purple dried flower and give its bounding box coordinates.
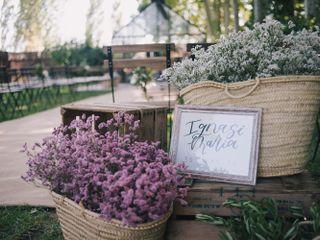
[22,112,188,226]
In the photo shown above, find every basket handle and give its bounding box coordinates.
[224,78,260,99]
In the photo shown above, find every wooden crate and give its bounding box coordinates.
[61,102,168,149]
[174,172,320,217]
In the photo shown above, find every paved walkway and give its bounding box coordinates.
[0,84,146,207]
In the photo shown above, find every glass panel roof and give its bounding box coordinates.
[112,2,205,44]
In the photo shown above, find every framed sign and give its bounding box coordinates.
[170,105,262,185]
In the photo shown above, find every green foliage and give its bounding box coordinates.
[48,42,105,67]
[0,85,110,122]
[196,198,320,240]
[138,0,320,42]
[311,203,320,234]
[14,0,59,51]
[34,63,45,80]
[245,0,320,31]
[0,1,14,50]
[307,114,320,179]
[130,67,153,99]
[0,206,63,240]
[138,0,150,12]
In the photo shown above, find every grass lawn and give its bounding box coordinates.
[0,206,63,240]
[0,85,111,122]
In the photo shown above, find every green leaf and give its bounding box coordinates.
[244,216,251,234]
[257,223,270,236]
[255,232,267,240]
[195,214,225,225]
[220,231,234,240]
[246,203,260,213]
[283,222,298,240]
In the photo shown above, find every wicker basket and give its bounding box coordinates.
[51,191,172,240]
[180,75,320,177]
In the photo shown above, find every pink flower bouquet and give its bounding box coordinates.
[23,112,188,226]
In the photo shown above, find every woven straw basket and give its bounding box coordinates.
[180,75,320,177]
[51,191,172,240]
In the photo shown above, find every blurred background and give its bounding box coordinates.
[0,0,320,122]
[1,0,319,52]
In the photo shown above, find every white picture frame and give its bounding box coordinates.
[170,105,262,185]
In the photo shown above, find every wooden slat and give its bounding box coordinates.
[175,172,320,217]
[60,103,168,150]
[133,101,176,109]
[103,43,175,54]
[104,58,167,70]
[165,220,223,240]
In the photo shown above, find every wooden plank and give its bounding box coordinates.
[104,58,167,70]
[154,107,168,149]
[104,102,168,149]
[132,101,175,109]
[121,102,168,148]
[174,172,320,217]
[165,219,223,240]
[108,102,159,147]
[103,43,175,54]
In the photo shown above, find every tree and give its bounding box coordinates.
[223,0,230,34]
[271,0,295,22]
[232,0,239,32]
[304,0,316,19]
[112,0,122,35]
[204,0,214,37]
[0,0,14,51]
[14,0,58,51]
[85,0,104,46]
[213,0,222,39]
[14,0,42,51]
[253,0,267,23]
[204,0,221,40]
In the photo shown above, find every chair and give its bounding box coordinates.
[103,43,175,104]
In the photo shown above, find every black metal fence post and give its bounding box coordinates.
[107,46,115,103]
[165,44,172,147]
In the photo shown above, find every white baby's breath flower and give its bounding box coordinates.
[160,19,320,90]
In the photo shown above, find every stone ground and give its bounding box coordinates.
[0,84,146,207]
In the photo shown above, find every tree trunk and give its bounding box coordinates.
[204,0,214,38]
[0,1,14,50]
[232,0,239,32]
[212,0,221,40]
[304,0,316,19]
[273,0,294,20]
[223,0,230,34]
[286,0,294,17]
[254,0,267,23]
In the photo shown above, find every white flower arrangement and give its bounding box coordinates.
[160,19,320,90]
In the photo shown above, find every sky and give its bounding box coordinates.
[57,0,139,45]
[1,0,140,51]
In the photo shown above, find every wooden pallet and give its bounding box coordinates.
[165,219,222,240]
[61,102,168,149]
[174,172,320,217]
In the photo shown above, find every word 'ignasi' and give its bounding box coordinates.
[184,119,245,154]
